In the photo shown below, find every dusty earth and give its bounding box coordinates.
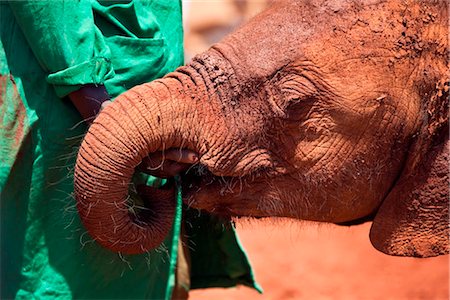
[190,221,449,300]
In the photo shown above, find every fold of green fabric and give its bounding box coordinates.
[185,209,263,293]
[9,0,114,98]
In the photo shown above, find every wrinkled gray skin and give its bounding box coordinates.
[74,0,449,257]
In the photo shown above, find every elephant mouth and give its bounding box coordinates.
[180,164,269,217]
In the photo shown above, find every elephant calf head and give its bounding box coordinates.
[74,0,449,257]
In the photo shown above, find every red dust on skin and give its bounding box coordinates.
[0,75,28,163]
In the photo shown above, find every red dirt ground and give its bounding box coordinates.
[190,221,449,300]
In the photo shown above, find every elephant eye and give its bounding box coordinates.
[273,69,319,114]
[285,96,316,122]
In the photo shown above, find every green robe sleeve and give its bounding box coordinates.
[8,0,114,97]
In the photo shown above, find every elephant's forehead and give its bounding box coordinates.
[218,1,317,77]
[219,0,404,79]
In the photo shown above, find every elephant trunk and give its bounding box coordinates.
[74,76,204,254]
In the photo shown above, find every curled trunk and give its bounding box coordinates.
[74,77,203,254]
[74,48,247,254]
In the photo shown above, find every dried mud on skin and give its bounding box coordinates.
[0,75,28,167]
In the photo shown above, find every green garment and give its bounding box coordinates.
[0,1,260,299]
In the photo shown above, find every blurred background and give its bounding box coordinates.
[183,0,269,61]
[182,1,449,299]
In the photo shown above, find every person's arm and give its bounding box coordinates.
[9,0,114,98]
[68,85,111,124]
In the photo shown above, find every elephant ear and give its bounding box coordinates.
[370,80,449,258]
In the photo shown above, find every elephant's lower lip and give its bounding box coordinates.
[180,164,268,218]
[181,164,239,208]
[181,164,222,195]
